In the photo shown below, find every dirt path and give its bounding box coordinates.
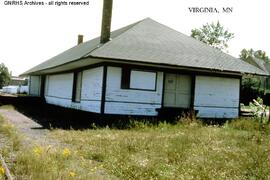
[0,109,61,147]
[0,108,113,179]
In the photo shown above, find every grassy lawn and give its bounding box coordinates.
[1,113,270,179]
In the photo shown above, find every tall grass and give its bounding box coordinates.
[0,114,110,179]
[0,115,20,152]
[13,145,108,179]
[227,117,270,133]
[51,117,270,179]
[1,112,270,179]
[0,115,21,180]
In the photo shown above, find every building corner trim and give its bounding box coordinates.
[100,65,108,114]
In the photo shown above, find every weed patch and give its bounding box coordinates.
[50,120,270,179]
[0,114,109,179]
[1,112,270,179]
[227,117,270,133]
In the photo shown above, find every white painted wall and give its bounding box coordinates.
[29,75,41,96]
[80,67,103,113]
[45,73,73,108]
[105,66,163,115]
[194,76,240,118]
[36,65,241,118]
[46,73,73,99]
[81,67,103,102]
[45,67,103,113]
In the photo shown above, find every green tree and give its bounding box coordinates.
[240,48,269,63]
[191,21,234,51]
[239,49,270,104]
[0,63,11,88]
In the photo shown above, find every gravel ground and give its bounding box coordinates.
[0,108,112,179]
[0,109,61,147]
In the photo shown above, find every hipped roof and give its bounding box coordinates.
[22,18,268,76]
[244,57,270,74]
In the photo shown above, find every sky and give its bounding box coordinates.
[0,0,269,76]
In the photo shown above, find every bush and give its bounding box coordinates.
[241,75,270,105]
[241,86,265,105]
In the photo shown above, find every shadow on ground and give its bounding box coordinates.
[0,95,163,130]
[0,95,229,130]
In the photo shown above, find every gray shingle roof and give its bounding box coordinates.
[22,21,140,75]
[245,57,270,74]
[22,18,268,76]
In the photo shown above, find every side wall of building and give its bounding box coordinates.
[104,66,163,116]
[30,65,241,118]
[194,76,240,118]
[45,67,103,113]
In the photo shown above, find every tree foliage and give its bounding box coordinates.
[0,63,11,88]
[240,48,269,63]
[239,49,270,104]
[191,21,234,51]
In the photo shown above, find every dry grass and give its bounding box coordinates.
[0,105,14,110]
[0,113,109,179]
[0,114,21,180]
[1,113,270,179]
[50,119,270,179]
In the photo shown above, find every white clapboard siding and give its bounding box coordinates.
[194,76,240,118]
[81,67,103,101]
[195,107,239,119]
[45,67,104,113]
[80,67,104,113]
[46,73,74,99]
[105,66,163,115]
[105,102,161,116]
[29,76,41,96]
[46,96,72,108]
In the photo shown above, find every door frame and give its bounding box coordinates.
[161,72,195,109]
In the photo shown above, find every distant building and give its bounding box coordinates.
[9,76,27,86]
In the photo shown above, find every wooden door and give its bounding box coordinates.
[164,73,192,108]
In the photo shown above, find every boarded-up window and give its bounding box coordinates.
[72,72,82,102]
[121,67,156,91]
[130,70,156,90]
